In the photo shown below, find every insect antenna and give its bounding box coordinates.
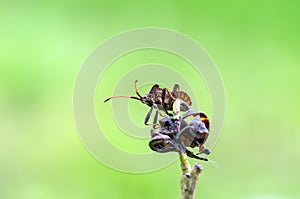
[134,80,142,98]
[104,96,141,103]
[104,80,143,103]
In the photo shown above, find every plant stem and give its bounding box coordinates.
[179,153,191,174]
[179,153,203,199]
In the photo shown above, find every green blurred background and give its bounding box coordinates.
[1,1,299,199]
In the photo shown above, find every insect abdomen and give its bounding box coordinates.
[176,91,192,106]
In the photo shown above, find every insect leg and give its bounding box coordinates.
[161,87,166,107]
[152,109,160,129]
[172,84,180,93]
[156,104,169,117]
[145,104,168,127]
[144,107,153,125]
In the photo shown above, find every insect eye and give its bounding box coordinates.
[141,96,149,102]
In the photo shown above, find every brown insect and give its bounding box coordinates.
[104,80,192,125]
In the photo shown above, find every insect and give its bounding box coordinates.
[149,109,211,161]
[104,80,192,125]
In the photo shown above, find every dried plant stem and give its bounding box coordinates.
[179,153,203,199]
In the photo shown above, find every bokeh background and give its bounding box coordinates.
[1,1,299,199]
